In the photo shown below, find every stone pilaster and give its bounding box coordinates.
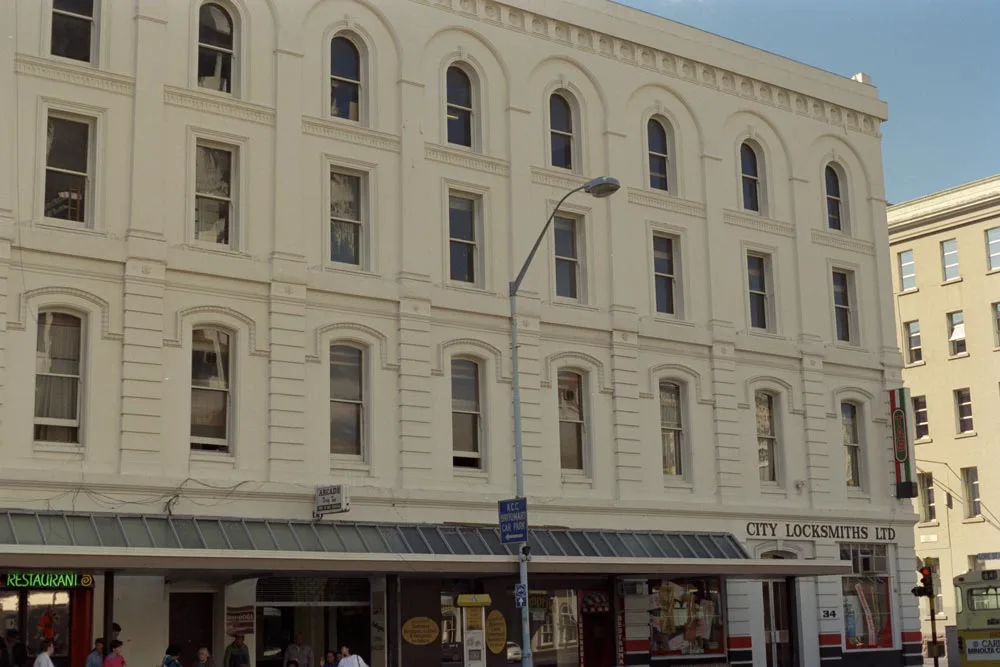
[267,282,307,480]
[0,0,14,228]
[710,338,742,496]
[802,354,831,503]
[513,311,545,493]
[0,241,10,446]
[398,297,433,486]
[610,328,643,499]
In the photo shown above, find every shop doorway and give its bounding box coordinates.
[761,580,797,667]
[169,593,214,666]
[579,592,613,667]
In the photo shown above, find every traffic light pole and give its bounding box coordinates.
[928,592,939,667]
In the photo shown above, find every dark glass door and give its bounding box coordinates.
[761,580,796,667]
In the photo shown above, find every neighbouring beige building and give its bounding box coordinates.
[1,1,917,666]
[888,175,1000,645]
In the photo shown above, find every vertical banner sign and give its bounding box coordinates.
[888,387,918,498]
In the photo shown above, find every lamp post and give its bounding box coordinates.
[509,176,621,667]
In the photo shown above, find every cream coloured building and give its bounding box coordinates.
[888,175,1000,648]
[0,1,917,667]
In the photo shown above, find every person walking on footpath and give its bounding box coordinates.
[222,635,248,667]
[282,634,312,667]
[6,630,25,667]
[334,647,366,667]
[86,639,104,667]
[103,641,125,667]
[193,647,211,667]
[320,650,338,667]
[161,645,182,667]
[32,641,54,667]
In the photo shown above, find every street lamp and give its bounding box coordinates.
[509,176,621,667]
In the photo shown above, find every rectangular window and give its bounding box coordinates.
[557,371,585,471]
[51,0,96,63]
[195,143,235,246]
[841,543,893,650]
[554,216,581,300]
[330,170,364,265]
[34,312,83,444]
[904,320,922,363]
[747,254,771,331]
[330,345,363,456]
[653,235,677,315]
[912,395,929,440]
[190,328,231,453]
[45,114,93,224]
[649,577,725,656]
[832,270,855,343]
[659,381,683,476]
[947,311,966,356]
[898,250,916,291]
[955,388,974,433]
[448,194,478,284]
[841,402,861,488]
[962,466,981,518]
[451,358,481,469]
[988,227,1000,271]
[755,391,777,483]
[941,238,960,281]
[918,472,936,522]
[992,302,1000,347]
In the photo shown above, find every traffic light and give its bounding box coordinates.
[911,565,934,598]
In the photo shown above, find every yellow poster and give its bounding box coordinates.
[485,610,507,654]
[401,617,439,646]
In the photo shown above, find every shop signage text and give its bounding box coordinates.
[485,611,506,655]
[401,617,439,646]
[745,522,896,542]
[967,638,1000,660]
[225,605,254,636]
[2,572,93,589]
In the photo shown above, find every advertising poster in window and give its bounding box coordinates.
[649,578,724,656]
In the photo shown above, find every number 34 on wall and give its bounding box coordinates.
[820,609,838,619]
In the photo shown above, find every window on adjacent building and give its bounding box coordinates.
[840,543,893,650]
[330,36,361,121]
[988,227,1000,272]
[842,402,862,487]
[993,302,1000,347]
[648,119,670,191]
[832,270,856,343]
[330,344,364,456]
[554,215,581,299]
[898,250,916,291]
[747,253,772,331]
[45,114,93,224]
[955,388,974,433]
[904,321,922,364]
[557,371,585,471]
[448,194,478,284]
[962,466,981,518]
[51,0,96,63]
[34,312,83,444]
[549,92,575,170]
[918,472,936,522]
[446,66,474,148]
[653,235,677,315]
[825,164,844,231]
[190,328,231,453]
[330,169,364,266]
[913,396,929,440]
[195,143,235,246]
[755,391,778,483]
[451,358,482,469]
[659,381,683,476]
[197,3,235,93]
[740,142,762,213]
[941,238,960,281]
[948,311,966,356]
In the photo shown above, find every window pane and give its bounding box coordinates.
[34,424,78,443]
[832,272,850,306]
[827,198,842,230]
[649,155,668,191]
[446,67,472,107]
[330,172,361,221]
[551,133,573,169]
[749,293,767,329]
[36,312,81,375]
[451,412,479,454]
[190,388,227,439]
[331,79,360,121]
[330,346,362,401]
[825,165,841,197]
[198,4,234,50]
[655,276,674,314]
[659,382,681,427]
[550,94,572,132]
[558,373,582,422]
[44,169,87,222]
[836,308,851,342]
[451,360,479,412]
[988,227,1000,270]
[653,236,673,275]
[449,196,475,241]
[648,119,667,154]
[740,143,758,176]
[197,48,232,93]
[742,176,759,211]
[559,422,583,469]
[662,430,682,475]
[331,37,361,80]
[54,0,94,15]
[47,117,90,173]
[191,329,230,389]
[555,260,577,299]
[194,197,230,244]
[331,221,360,264]
[841,403,859,444]
[747,256,766,292]
[449,242,475,283]
[330,401,361,455]
[447,108,473,147]
[34,376,78,421]
[50,13,92,62]
[755,393,773,436]
[554,217,576,258]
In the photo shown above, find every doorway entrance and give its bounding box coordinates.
[761,580,797,667]
[169,592,214,667]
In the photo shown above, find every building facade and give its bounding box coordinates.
[0,0,916,666]
[888,175,1000,653]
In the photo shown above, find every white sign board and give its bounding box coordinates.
[967,638,1000,660]
[314,484,350,517]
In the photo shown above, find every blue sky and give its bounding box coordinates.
[618,0,1000,204]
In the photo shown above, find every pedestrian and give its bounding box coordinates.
[162,645,182,667]
[222,635,249,667]
[103,641,125,667]
[0,631,10,667]
[282,634,312,667]
[193,648,211,667]
[320,651,338,667]
[6,630,25,667]
[32,641,54,667]
[334,648,366,667]
[86,639,104,667]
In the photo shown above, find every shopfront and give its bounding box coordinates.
[0,571,94,667]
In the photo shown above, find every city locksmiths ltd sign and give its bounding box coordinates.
[745,521,896,542]
[2,571,94,589]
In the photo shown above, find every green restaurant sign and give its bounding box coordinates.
[2,572,93,589]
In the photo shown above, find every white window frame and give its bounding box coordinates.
[841,401,863,488]
[652,233,681,317]
[195,1,240,97]
[831,268,858,345]
[444,62,480,151]
[898,250,916,292]
[739,140,766,215]
[551,212,587,303]
[328,31,366,124]
[947,311,966,356]
[993,302,1000,348]
[193,139,238,249]
[446,190,483,288]
[48,0,100,66]
[745,251,775,333]
[42,109,99,228]
[755,390,779,485]
[955,388,974,434]
[190,326,234,454]
[329,343,366,459]
[941,238,960,282]
[33,310,85,445]
[918,472,936,522]
[912,395,929,440]
[546,88,581,173]
[825,163,849,233]
[904,320,922,364]
[646,116,674,193]
[659,380,684,477]
[988,227,1000,272]
[962,466,980,518]
[557,369,588,475]
[324,157,377,272]
[451,357,484,469]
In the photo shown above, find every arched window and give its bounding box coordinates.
[330,36,362,121]
[446,66,474,148]
[659,381,683,476]
[197,3,235,93]
[549,92,574,170]
[841,401,862,487]
[557,370,585,470]
[740,142,762,212]
[451,358,482,468]
[825,164,844,231]
[754,390,777,482]
[648,119,670,191]
[34,311,83,444]
[330,344,364,456]
[191,327,232,452]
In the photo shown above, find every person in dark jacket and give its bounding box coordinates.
[5,631,25,667]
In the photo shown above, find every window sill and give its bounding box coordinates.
[963,516,986,524]
[761,486,786,496]
[47,53,99,69]
[955,431,978,440]
[182,242,249,258]
[847,489,871,500]
[32,442,84,457]
[662,477,693,491]
[746,329,786,341]
[941,277,963,286]
[917,520,940,528]
[948,352,970,361]
[324,264,379,278]
[330,455,370,472]
[552,297,598,312]
[651,314,694,326]
[444,281,491,296]
[453,467,488,480]
[190,450,235,464]
[561,472,593,487]
[897,287,920,296]
[38,218,105,237]
[905,360,926,369]
[915,436,933,445]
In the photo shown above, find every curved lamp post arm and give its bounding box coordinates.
[508,184,587,297]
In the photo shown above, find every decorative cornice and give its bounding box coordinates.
[408,0,882,138]
[627,187,706,218]
[306,322,399,370]
[530,166,588,190]
[163,86,275,126]
[810,229,875,256]
[431,338,511,384]
[540,350,613,395]
[302,117,402,153]
[425,144,510,176]
[164,305,269,357]
[10,286,123,341]
[722,210,796,238]
[14,54,134,96]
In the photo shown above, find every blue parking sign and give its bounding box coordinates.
[498,498,527,544]
[514,583,528,609]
